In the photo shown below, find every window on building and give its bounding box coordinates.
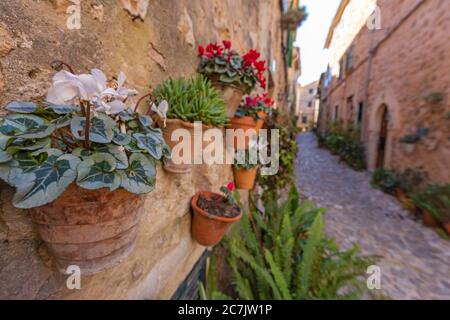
[309,88,314,94]
[357,102,364,124]
[347,96,354,123]
[339,59,344,80]
[334,105,339,120]
[346,46,354,73]
[308,101,312,107]
[302,116,308,124]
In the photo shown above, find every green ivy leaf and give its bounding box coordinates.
[0,114,42,135]
[0,149,11,163]
[52,114,73,128]
[97,145,129,170]
[72,147,93,159]
[133,132,163,160]
[6,101,38,114]
[220,74,240,84]
[120,153,156,194]
[70,113,115,144]
[6,137,51,153]
[118,109,136,122]
[76,153,121,191]
[11,149,81,209]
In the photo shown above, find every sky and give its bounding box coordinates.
[294,0,342,86]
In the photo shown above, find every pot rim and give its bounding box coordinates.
[229,116,258,125]
[206,74,249,93]
[191,191,242,223]
[160,118,215,130]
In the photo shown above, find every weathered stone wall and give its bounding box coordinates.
[319,0,450,183]
[0,0,286,299]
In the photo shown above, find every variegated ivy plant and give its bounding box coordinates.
[0,62,170,209]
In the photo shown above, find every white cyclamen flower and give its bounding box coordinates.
[151,100,168,128]
[46,69,137,115]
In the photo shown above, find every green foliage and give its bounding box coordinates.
[411,185,450,223]
[0,100,170,208]
[233,147,259,170]
[152,75,227,126]
[371,168,425,195]
[399,128,429,144]
[258,109,299,191]
[202,186,376,300]
[319,125,366,171]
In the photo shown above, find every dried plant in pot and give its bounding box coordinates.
[191,182,242,246]
[0,63,171,274]
[197,41,267,117]
[150,75,227,174]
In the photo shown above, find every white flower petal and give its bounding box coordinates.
[78,74,100,97]
[107,100,127,114]
[53,70,78,82]
[47,81,80,104]
[91,69,108,91]
[117,71,126,88]
[158,100,169,115]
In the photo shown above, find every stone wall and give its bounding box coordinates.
[319,0,450,183]
[0,0,286,299]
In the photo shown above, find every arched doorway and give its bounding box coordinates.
[376,105,389,168]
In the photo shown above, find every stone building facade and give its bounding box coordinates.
[0,0,295,299]
[296,80,319,131]
[318,0,450,183]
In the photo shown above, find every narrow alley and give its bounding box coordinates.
[296,133,450,300]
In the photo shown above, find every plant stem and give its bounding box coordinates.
[50,60,75,74]
[84,102,91,149]
[134,92,154,113]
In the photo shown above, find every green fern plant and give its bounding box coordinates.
[201,186,377,300]
[152,75,228,126]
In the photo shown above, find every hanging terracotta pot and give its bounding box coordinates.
[233,167,258,190]
[442,223,450,236]
[208,75,247,118]
[30,184,146,275]
[160,118,211,174]
[255,110,267,130]
[229,116,259,150]
[422,210,438,227]
[191,191,242,246]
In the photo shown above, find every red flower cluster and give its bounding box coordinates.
[245,93,274,108]
[243,50,267,89]
[227,181,235,191]
[198,40,267,89]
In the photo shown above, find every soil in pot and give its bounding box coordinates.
[191,191,242,247]
[31,184,146,275]
[229,116,258,150]
[233,167,258,190]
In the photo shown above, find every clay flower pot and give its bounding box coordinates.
[443,223,450,236]
[422,210,438,227]
[229,116,259,150]
[395,189,415,210]
[255,110,267,130]
[191,191,242,246]
[233,167,258,190]
[160,118,211,174]
[208,75,247,118]
[30,184,146,274]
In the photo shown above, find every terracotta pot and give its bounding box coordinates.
[208,75,247,118]
[160,118,212,174]
[255,111,267,130]
[30,184,146,274]
[233,167,258,190]
[422,210,438,227]
[191,191,242,246]
[229,116,259,150]
[395,189,415,210]
[443,223,450,236]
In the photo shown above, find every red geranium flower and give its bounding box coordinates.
[227,182,235,191]
[243,49,261,67]
[254,60,266,73]
[198,45,205,57]
[222,40,232,50]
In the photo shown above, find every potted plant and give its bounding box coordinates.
[150,75,227,174]
[197,41,267,117]
[233,144,259,190]
[0,63,170,274]
[191,182,242,246]
[412,185,450,231]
